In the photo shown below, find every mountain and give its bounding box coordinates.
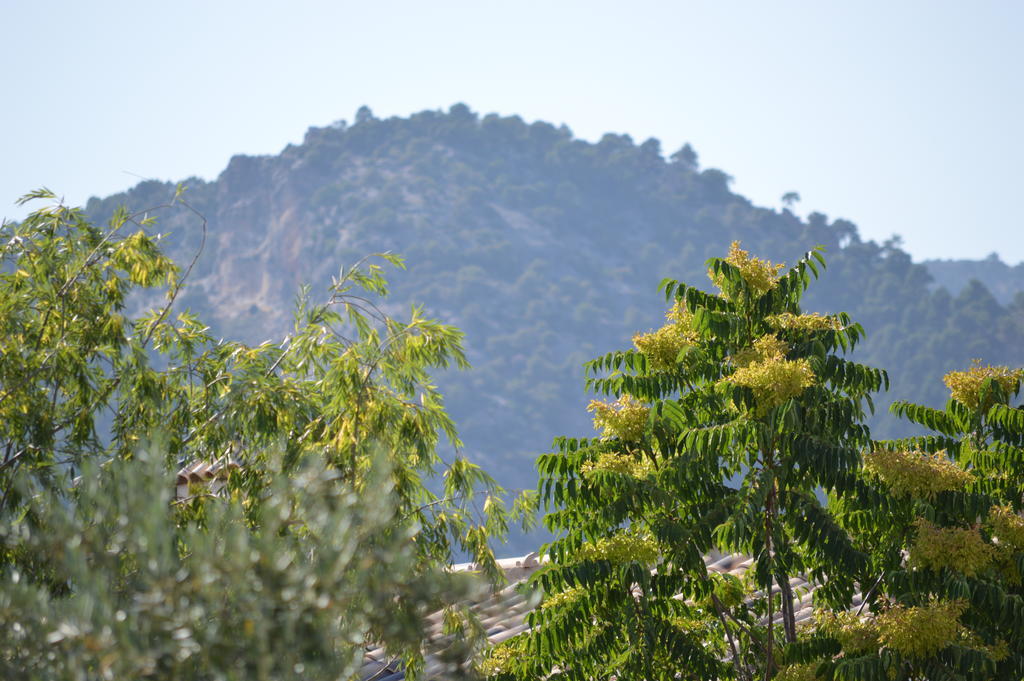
[924,253,1024,306]
[83,104,1024,499]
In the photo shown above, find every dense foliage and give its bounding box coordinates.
[485,243,1024,681]
[490,244,877,680]
[80,107,1024,537]
[2,448,484,681]
[8,103,1024,678]
[821,361,1024,679]
[4,188,1024,679]
[0,193,528,679]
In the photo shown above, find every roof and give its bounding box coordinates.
[360,555,542,681]
[174,458,240,500]
[358,550,860,681]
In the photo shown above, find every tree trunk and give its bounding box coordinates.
[778,574,797,643]
[763,486,776,681]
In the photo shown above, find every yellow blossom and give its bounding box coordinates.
[665,299,701,333]
[668,614,712,635]
[587,395,649,441]
[862,449,972,500]
[994,548,1023,586]
[876,599,966,658]
[958,629,1010,662]
[709,241,785,299]
[541,586,585,611]
[814,610,880,654]
[908,519,995,577]
[632,301,700,372]
[477,639,524,676]
[767,312,842,332]
[580,452,653,479]
[726,335,814,415]
[732,334,789,368]
[576,531,659,565]
[943,361,1022,410]
[633,324,691,372]
[774,661,823,681]
[989,505,1024,550]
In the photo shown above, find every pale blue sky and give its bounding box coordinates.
[3,1,1022,263]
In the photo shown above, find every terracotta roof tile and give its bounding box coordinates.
[174,458,240,500]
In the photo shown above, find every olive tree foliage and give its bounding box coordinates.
[1,447,484,681]
[485,243,887,681]
[0,190,530,678]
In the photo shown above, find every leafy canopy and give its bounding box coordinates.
[0,190,531,679]
[492,241,1024,681]
[492,242,887,681]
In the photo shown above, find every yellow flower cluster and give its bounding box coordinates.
[541,586,585,611]
[476,640,522,676]
[980,639,1011,662]
[732,334,790,368]
[709,241,785,299]
[943,361,1022,410]
[633,324,691,372]
[959,630,1010,662]
[876,599,966,658]
[909,519,995,577]
[667,614,708,635]
[814,610,880,654]
[580,452,653,479]
[587,395,649,441]
[813,601,1001,663]
[767,312,842,332]
[995,550,1023,586]
[576,531,659,565]
[774,661,821,681]
[989,505,1024,550]
[862,449,972,499]
[726,335,814,415]
[666,299,696,327]
[632,301,700,372]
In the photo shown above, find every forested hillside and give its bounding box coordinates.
[84,104,1024,491]
[925,253,1024,305]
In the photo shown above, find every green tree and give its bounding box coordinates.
[819,363,1024,679]
[489,243,886,680]
[1,447,484,681]
[0,191,530,677]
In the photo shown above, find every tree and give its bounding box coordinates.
[0,190,530,678]
[1,446,484,681]
[820,363,1024,679]
[356,105,376,124]
[489,242,886,680]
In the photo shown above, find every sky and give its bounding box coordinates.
[2,1,1022,263]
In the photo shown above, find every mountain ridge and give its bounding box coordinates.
[82,105,1024,498]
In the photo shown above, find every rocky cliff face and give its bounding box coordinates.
[84,106,1024,497]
